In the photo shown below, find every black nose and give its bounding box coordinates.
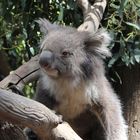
[39,50,53,66]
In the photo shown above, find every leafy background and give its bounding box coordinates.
[0,0,140,97]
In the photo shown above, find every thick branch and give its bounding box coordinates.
[52,122,83,140]
[0,89,82,140]
[0,88,61,139]
[0,55,40,90]
[77,0,107,32]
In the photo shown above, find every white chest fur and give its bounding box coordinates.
[42,76,98,119]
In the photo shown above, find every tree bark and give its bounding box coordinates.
[115,64,140,140]
[0,51,11,77]
[0,55,40,90]
[0,88,83,140]
[78,0,107,33]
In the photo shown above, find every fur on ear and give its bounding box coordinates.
[36,18,59,35]
[84,29,112,59]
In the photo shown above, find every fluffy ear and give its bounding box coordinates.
[84,29,112,58]
[36,18,59,35]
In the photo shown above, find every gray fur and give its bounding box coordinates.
[35,19,128,140]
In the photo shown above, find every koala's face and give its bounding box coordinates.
[39,28,88,79]
[38,19,111,80]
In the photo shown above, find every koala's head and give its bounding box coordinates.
[37,18,111,80]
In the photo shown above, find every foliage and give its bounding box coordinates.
[0,0,82,68]
[0,0,139,87]
[105,0,140,67]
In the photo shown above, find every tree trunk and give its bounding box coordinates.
[0,51,11,78]
[115,64,140,140]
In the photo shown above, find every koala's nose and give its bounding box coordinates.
[39,50,54,66]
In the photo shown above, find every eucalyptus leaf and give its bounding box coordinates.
[110,3,119,9]
[108,54,120,67]
[130,56,135,65]
[58,5,64,21]
[134,48,140,54]
[20,0,26,10]
[134,55,140,63]
[125,22,140,30]
[119,0,129,17]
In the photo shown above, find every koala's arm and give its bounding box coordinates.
[90,79,128,140]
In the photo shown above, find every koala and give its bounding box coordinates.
[31,18,128,140]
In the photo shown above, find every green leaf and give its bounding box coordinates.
[110,3,119,9]
[20,0,26,10]
[108,54,120,67]
[115,71,122,84]
[134,48,140,54]
[119,0,129,17]
[121,53,130,66]
[130,56,135,65]
[134,55,140,63]
[58,5,64,21]
[134,49,140,63]
[125,22,140,30]
[30,47,35,55]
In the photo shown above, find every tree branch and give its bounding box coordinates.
[77,0,107,32]
[0,88,83,140]
[0,55,40,90]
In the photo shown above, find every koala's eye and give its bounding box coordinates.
[62,51,72,57]
[62,51,69,56]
